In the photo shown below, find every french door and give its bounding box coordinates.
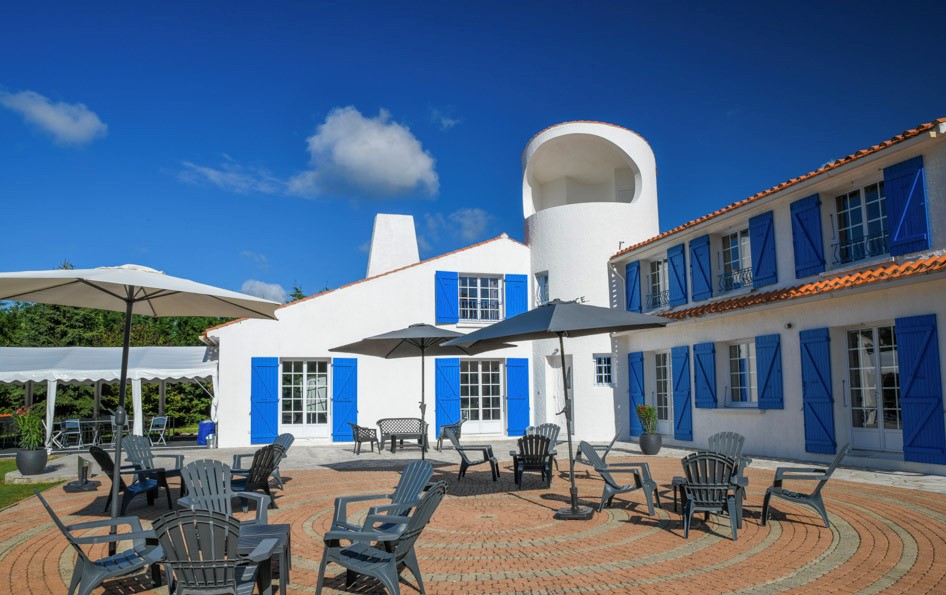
[460,360,504,434]
[280,360,330,439]
[847,326,902,452]
[655,351,673,436]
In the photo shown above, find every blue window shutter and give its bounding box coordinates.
[800,328,836,454]
[885,156,930,256]
[756,334,783,409]
[331,358,357,442]
[504,274,527,318]
[749,211,777,288]
[895,314,946,464]
[435,358,460,439]
[625,261,641,313]
[693,342,717,409]
[671,345,692,441]
[689,235,713,302]
[435,271,458,324]
[250,357,279,444]
[506,358,530,437]
[790,194,826,279]
[668,243,688,306]
[628,352,644,436]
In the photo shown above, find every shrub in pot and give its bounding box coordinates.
[13,406,47,475]
[636,404,662,455]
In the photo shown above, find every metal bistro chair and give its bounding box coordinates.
[578,440,660,516]
[61,418,83,449]
[762,443,851,529]
[147,416,169,446]
[680,452,741,541]
[179,459,271,525]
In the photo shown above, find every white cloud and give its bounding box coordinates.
[288,106,439,198]
[430,107,460,131]
[179,159,283,194]
[241,279,287,303]
[0,90,107,145]
[421,208,494,248]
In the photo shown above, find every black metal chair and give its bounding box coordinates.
[762,443,850,528]
[443,427,500,481]
[512,435,554,488]
[89,446,167,515]
[680,452,741,541]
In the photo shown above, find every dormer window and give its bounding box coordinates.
[834,181,888,264]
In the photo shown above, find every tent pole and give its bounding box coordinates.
[554,332,593,520]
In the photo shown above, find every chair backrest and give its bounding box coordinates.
[123,435,156,470]
[681,452,737,507]
[444,427,473,464]
[149,416,168,431]
[811,443,851,497]
[152,508,244,592]
[35,489,91,564]
[245,444,285,488]
[528,423,560,453]
[390,460,434,511]
[63,419,80,431]
[274,432,295,452]
[181,459,234,516]
[89,446,126,490]
[578,440,618,487]
[708,432,745,460]
[517,435,551,461]
[392,481,447,562]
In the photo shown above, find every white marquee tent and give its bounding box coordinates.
[0,346,218,444]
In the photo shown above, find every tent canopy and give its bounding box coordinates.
[0,346,217,384]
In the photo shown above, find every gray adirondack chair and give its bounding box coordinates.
[443,427,500,481]
[348,423,380,454]
[36,489,164,595]
[578,440,660,516]
[230,443,285,509]
[332,459,434,533]
[179,459,271,524]
[316,481,448,595]
[708,431,751,500]
[762,443,850,528]
[680,452,741,541]
[574,432,619,468]
[152,508,278,595]
[124,434,186,498]
[89,446,166,515]
[435,418,465,451]
[526,423,561,470]
[233,432,294,488]
[513,434,554,488]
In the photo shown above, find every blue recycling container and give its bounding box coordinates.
[197,420,216,446]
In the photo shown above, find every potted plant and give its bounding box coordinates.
[636,404,662,455]
[13,406,47,475]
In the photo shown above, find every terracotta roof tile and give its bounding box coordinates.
[662,254,946,321]
[611,117,946,260]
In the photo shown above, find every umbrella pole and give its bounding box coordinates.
[419,350,426,460]
[554,333,594,520]
[108,295,134,554]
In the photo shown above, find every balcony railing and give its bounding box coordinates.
[718,267,753,293]
[646,290,670,310]
[832,233,889,265]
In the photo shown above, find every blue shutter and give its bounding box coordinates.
[250,357,279,444]
[506,358,530,437]
[504,274,527,318]
[668,243,688,306]
[435,271,459,324]
[435,358,460,438]
[331,358,357,442]
[756,334,783,409]
[749,211,777,288]
[693,342,717,409]
[895,314,946,465]
[625,261,641,313]
[800,328,836,454]
[885,156,930,256]
[672,345,692,441]
[790,194,826,278]
[689,235,713,302]
[628,352,644,436]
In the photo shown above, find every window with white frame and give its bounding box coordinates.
[535,272,549,306]
[459,275,501,321]
[834,181,888,264]
[720,229,752,292]
[727,341,758,405]
[647,259,669,310]
[655,351,671,423]
[281,360,329,424]
[593,355,613,386]
[460,360,503,421]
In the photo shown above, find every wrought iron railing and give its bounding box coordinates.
[832,233,889,265]
[646,290,670,310]
[718,267,753,293]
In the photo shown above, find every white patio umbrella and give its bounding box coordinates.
[444,299,667,520]
[0,264,279,527]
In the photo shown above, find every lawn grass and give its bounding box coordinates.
[0,458,63,509]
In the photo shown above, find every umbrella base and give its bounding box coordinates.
[554,505,595,520]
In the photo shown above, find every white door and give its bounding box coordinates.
[545,354,572,432]
[847,327,903,452]
[655,351,673,436]
[279,360,331,439]
[460,360,504,435]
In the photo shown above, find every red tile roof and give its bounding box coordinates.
[611,117,946,261]
[662,254,946,321]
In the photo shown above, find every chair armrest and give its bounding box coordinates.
[235,491,271,522]
[67,515,145,533]
[364,513,410,532]
[72,529,159,546]
[232,452,255,468]
[774,467,826,480]
[323,529,402,544]
[457,445,492,460]
[244,537,279,563]
[367,498,420,516]
[333,493,395,524]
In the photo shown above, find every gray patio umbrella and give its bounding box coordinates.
[330,323,513,460]
[444,299,667,520]
[0,264,279,532]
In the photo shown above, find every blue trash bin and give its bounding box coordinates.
[197,420,216,446]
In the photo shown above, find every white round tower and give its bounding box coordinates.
[522,121,659,438]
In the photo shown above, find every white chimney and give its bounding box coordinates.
[366,214,420,278]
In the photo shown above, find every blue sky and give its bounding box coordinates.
[2,1,945,302]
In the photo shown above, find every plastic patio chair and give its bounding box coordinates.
[233,432,295,489]
[708,431,752,500]
[512,434,555,488]
[525,423,561,470]
[574,432,619,467]
[230,443,284,509]
[435,418,465,451]
[316,481,448,595]
[147,416,169,446]
[347,423,380,454]
[179,459,271,525]
[89,446,168,515]
[443,427,500,481]
[578,440,660,516]
[36,489,164,595]
[124,434,186,498]
[331,459,434,533]
[762,443,851,528]
[680,452,741,541]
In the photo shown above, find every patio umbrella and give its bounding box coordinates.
[0,264,279,529]
[444,299,667,520]
[329,323,513,460]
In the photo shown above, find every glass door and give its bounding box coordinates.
[847,326,902,452]
[280,360,330,439]
[655,351,673,436]
[460,360,504,435]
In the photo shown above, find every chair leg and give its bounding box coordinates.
[315,550,329,595]
[273,468,284,490]
[403,549,426,594]
[761,489,773,526]
[376,561,402,595]
[727,495,739,541]
[67,561,82,595]
[810,495,830,528]
[683,500,693,539]
[642,484,656,517]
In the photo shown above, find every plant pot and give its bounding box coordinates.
[15,449,48,476]
[639,433,662,455]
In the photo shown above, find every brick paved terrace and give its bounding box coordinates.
[2,444,946,594]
